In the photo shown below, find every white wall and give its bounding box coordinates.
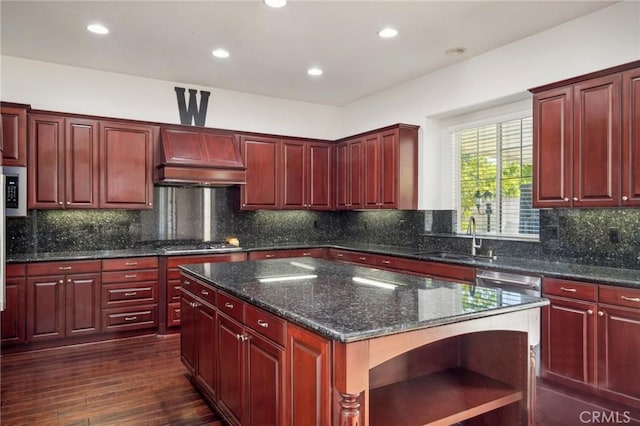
[0,56,341,140]
[341,1,640,209]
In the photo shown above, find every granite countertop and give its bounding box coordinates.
[181,258,548,343]
[7,241,640,289]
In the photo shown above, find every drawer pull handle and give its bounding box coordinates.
[124,292,137,297]
[58,266,72,270]
[337,254,344,257]
[125,274,137,279]
[224,302,234,309]
[560,287,577,292]
[382,260,390,265]
[359,257,367,261]
[257,320,269,328]
[265,254,275,258]
[125,316,138,321]
[302,252,311,256]
[621,296,640,303]
[201,290,209,296]
[125,262,138,266]
[183,280,191,285]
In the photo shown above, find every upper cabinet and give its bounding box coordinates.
[28,113,155,210]
[240,135,280,210]
[531,60,640,208]
[337,124,418,210]
[1,103,28,167]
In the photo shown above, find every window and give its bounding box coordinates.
[452,113,539,239]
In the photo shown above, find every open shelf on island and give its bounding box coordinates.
[369,367,523,426]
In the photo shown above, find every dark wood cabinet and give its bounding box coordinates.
[335,138,364,209]
[1,103,28,166]
[622,67,640,206]
[26,260,101,342]
[364,131,400,208]
[99,121,155,209]
[180,291,197,372]
[531,62,640,208]
[241,135,280,210]
[286,322,330,426]
[1,264,26,345]
[281,140,332,210]
[28,114,99,209]
[217,312,245,425]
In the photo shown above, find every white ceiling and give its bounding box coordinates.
[1,1,616,106]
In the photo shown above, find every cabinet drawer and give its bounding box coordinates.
[168,302,181,327]
[249,250,290,260]
[168,268,182,280]
[288,248,324,258]
[6,263,26,277]
[196,284,216,306]
[599,286,640,309]
[167,252,246,268]
[543,278,597,301]
[102,257,158,271]
[102,270,158,284]
[180,275,200,295]
[168,279,182,302]
[375,256,398,269]
[245,304,285,346]
[27,260,101,276]
[102,282,158,308]
[102,306,158,332]
[217,291,244,322]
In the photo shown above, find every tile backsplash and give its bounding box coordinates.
[6,186,640,269]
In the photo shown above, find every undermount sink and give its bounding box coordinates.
[413,252,476,261]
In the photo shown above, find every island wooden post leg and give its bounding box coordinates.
[340,392,362,426]
[529,345,537,426]
[334,341,369,426]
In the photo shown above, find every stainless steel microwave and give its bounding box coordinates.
[2,166,27,217]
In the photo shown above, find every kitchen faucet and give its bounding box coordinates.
[467,216,482,256]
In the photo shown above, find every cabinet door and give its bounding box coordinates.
[542,296,596,385]
[1,105,27,166]
[335,142,349,209]
[348,140,364,209]
[180,292,197,372]
[242,136,280,210]
[196,301,217,400]
[597,305,640,401]
[217,313,245,425]
[532,87,573,208]
[1,276,26,345]
[307,143,332,210]
[66,118,99,208]
[247,330,285,426]
[573,74,621,207]
[65,273,101,336]
[363,134,381,208]
[28,114,65,208]
[379,130,398,208]
[622,67,640,206]
[100,121,154,209]
[281,140,306,209]
[286,323,331,426]
[26,275,65,342]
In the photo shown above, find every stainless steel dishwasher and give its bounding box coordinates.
[475,269,542,297]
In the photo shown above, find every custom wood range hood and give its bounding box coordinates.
[155,126,246,186]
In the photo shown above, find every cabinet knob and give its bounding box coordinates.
[66,201,71,205]
[598,311,604,317]
[563,197,569,202]
[59,280,63,284]
[587,309,593,315]
[622,196,629,201]
[58,201,63,205]
[573,197,578,202]
[148,202,152,206]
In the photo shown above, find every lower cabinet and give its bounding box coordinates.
[542,278,640,408]
[26,260,102,342]
[1,264,26,345]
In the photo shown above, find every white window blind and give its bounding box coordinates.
[452,114,539,239]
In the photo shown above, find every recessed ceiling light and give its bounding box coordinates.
[445,47,467,56]
[212,49,230,58]
[307,67,323,76]
[378,27,398,38]
[264,0,287,8]
[87,23,109,35]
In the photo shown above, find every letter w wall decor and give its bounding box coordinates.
[175,87,210,126]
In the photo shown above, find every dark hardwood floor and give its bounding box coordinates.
[0,334,221,426]
[3,334,640,425]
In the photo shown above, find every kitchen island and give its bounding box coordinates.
[181,258,547,425]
